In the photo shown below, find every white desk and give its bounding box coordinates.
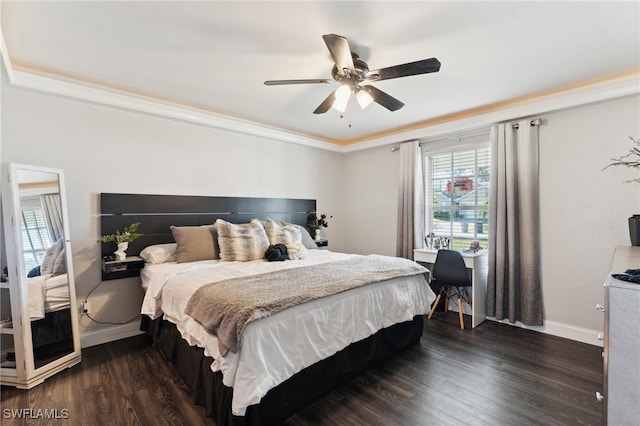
[413,248,488,328]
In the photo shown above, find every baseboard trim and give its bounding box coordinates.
[80,322,144,349]
[487,317,603,347]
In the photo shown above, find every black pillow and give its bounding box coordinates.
[265,244,288,262]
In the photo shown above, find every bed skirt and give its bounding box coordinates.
[142,315,424,425]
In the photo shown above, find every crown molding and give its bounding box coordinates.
[342,70,640,153]
[7,66,637,155]
[8,68,343,152]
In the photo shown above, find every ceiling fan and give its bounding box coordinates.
[264,34,441,114]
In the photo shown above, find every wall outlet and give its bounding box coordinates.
[83,301,90,314]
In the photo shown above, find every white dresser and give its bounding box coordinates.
[601,246,640,425]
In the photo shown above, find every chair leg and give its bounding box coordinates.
[428,292,442,320]
[457,292,465,330]
[444,288,450,312]
[463,287,472,308]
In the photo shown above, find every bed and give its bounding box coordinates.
[100,193,435,425]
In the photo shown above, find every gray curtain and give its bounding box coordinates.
[396,141,425,259]
[488,120,543,325]
[41,194,63,242]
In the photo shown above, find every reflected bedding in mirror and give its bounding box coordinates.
[28,273,70,320]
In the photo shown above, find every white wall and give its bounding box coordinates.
[337,94,640,344]
[0,75,343,342]
[333,145,399,256]
[539,95,640,336]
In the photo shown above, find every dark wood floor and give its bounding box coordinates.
[1,313,603,426]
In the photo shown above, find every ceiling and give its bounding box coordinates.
[1,1,639,146]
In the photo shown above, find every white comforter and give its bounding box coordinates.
[140,250,435,416]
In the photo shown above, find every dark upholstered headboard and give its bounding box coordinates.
[99,193,316,257]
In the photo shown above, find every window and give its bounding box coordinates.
[20,198,53,271]
[423,136,490,251]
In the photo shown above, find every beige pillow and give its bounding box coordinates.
[216,219,270,262]
[265,218,307,260]
[171,225,219,263]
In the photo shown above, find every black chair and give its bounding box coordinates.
[427,249,472,329]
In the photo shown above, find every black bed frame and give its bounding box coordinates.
[100,193,424,425]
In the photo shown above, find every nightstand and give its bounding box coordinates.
[315,239,328,248]
[102,256,145,281]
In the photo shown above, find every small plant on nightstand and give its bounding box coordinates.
[99,222,143,260]
[306,213,331,241]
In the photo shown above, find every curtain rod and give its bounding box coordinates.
[393,118,543,151]
[417,130,491,148]
[513,118,542,129]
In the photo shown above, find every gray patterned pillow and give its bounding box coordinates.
[265,218,307,260]
[52,248,67,276]
[216,219,270,262]
[281,221,318,249]
[40,238,64,275]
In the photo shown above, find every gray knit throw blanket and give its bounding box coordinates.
[185,254,427,356]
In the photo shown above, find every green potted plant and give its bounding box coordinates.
[99,222,143,260]
[603,136,640,245]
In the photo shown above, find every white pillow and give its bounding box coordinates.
[264,218,307,260]
[140,243,177,264]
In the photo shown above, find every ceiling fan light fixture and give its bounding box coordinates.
[332,84,351,112]
[264,34,441,114]
[356,88,373,109]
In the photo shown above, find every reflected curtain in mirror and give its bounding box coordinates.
[41,194,63,242]
[487,120,543,325]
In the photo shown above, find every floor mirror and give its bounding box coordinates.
[0,163,81,388]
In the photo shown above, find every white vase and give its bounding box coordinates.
[114,242,129,261]
[315,229,322,241]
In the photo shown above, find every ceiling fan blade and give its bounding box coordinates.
[313,90,337,114]
[264,79,334,86]
[322,34,355,76]
[361,85,404,111]
[366,57,441,81]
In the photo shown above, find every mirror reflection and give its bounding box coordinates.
[17,169,73,368]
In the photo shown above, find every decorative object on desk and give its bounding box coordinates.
[98,222,143,261]
[440,237,450,249]
[433,237,441,250]
[306,212,331,241]
[425,232,435,249]
[469,240,481,253]
[602,136,640,246]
